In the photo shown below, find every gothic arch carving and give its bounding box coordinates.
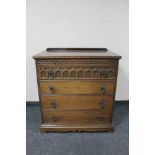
[37,64,116,80]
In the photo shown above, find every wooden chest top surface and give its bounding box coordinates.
[33,48,121,59]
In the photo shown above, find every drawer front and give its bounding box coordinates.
[39,81,115,95]
[41,95,113,110]
[42,110,112,125]
[36,59,118,80]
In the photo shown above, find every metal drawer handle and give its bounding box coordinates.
[98,116,104,121]
[98,100,105,108]
[99,71,108,78]
[100,85,105,94]
[48,70,56,79]
[49,86,56,94]
[51,102,56,109]
[50,116,57,122]
[99,69,112,78]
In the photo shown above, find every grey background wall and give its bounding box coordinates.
[26,0,129,101]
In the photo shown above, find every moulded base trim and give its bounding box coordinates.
[40,123,113,133]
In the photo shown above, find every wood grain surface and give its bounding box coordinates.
[39,81,115,95]
[40,95,113,110]
[33,48,121,132]
[42,110,112,125]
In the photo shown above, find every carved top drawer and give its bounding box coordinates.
[33,48,121,80]
[36,61,117,80]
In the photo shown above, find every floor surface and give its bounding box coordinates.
[26,102,129,155]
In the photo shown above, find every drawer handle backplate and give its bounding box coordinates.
[98,100,105,108]
[99,69,112,78]
[100,85,105,94]
[98,116,104,121]
[48,70,56,79]
[51,101,56,109]
[50,116,57,122]
[49,86,56,94]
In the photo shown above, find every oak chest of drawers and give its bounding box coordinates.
[33,48,121,133]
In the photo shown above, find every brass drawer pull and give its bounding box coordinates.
[98,100,105,108]
[98,116,104,121]
[100,85,105,94]
[99,69,112,78]
[48,70,56,79]
[51,102,56,109]
[99,70,108,78]
[49,86,56,94]
[50,116,57,122]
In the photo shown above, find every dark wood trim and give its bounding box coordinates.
[33,56,121,60]
[46,48,108,51]
[33,48,122,60]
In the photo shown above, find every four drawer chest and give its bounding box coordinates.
[33,48,121,133]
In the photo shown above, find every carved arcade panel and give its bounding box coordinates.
[36,63,117,80]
